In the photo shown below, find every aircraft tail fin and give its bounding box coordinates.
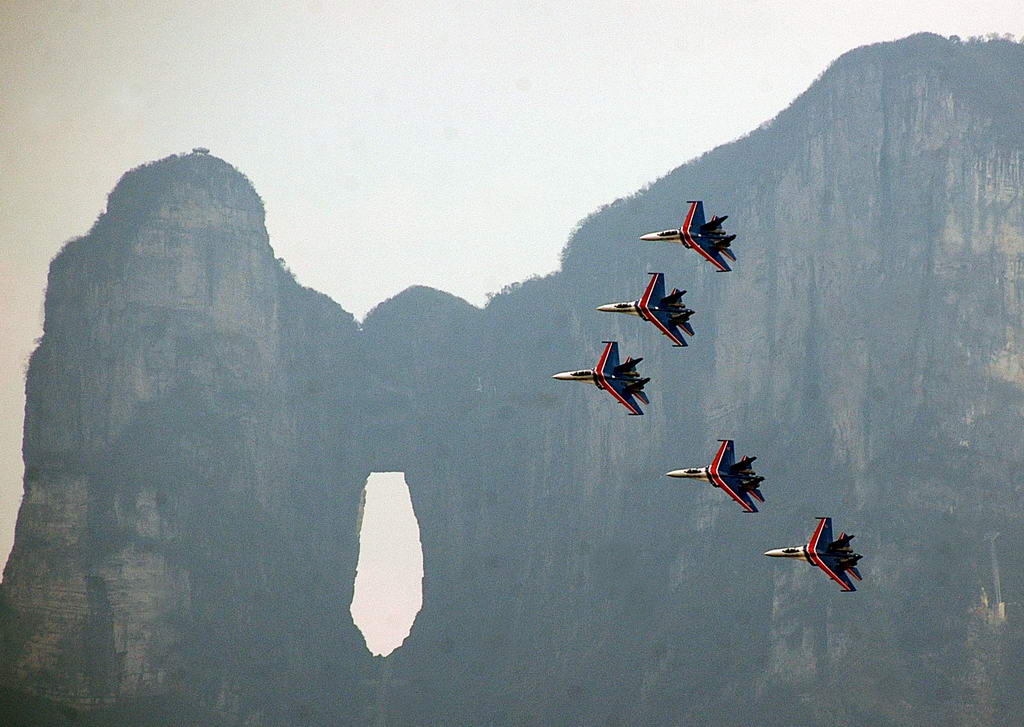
[700,214,728,232]
[848,566,863,582]
[660,287,686,306]
[614,356,642,374]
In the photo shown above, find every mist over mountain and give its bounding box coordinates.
[3,33,1023,725]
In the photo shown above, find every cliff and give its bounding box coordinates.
[3,33,1024,726]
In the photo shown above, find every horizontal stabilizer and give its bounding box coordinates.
[713,234,737,248]
[848,566,863,581]
[623,377,650,395]
[700,214,727,232]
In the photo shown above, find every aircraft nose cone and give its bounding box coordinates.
[639,232,660,241]
[763,549,785,558]
[596,304,619,312]
[665,470,686,478]
[552,372,575,381]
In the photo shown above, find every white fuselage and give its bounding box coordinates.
[552,369,596,384]
[665,466,712,483]
[763,546,812,563]
[596,302,641,316]
[640,230,689,247]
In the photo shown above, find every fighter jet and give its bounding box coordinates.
[640,200,736,272]
[665,439,764,512]
[597,272,695,347]
[552,341,650,415]
[764,517,864,592]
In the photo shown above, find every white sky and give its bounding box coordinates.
[1,1,1020,572]
[350,472,423,656]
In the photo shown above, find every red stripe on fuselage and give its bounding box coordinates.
[709,440,754,512]
[680,202,729,272]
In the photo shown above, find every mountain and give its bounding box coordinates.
[3,33,1024,726]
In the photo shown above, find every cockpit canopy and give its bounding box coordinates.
[782,547,800,554]
[571,370,591,377]
[657,230,678,237]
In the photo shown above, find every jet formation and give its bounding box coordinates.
[552,199,865,593]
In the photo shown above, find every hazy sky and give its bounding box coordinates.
[1,1,1020,571]
[351,472,423,656]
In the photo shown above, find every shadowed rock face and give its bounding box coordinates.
[3,33,1024,726]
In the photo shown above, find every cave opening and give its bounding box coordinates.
[350,472,424,657]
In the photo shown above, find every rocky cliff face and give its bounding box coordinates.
[0,153,376,724]
[3,33,1024,726]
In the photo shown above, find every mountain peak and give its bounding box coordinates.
[103,150,264,228]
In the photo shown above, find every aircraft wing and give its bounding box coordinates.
[689,238,734,272]
[807,517,856,591]
[595,341,645,415]
[603,378,646,416]
[595,340,620,377]
[813,554,857,592]
[683,200,707,231]
[646,314,689,346]
[711,439,736,470]
[638,273,691,346]
[641,271,667,303]
[710,473,759,513]
[708,440,758,512]
[680,202,733,271]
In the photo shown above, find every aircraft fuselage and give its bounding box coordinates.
[763,546,862,570]
[552,367,641,390]
[664,466,712,483]
[639,228,732,248]
[597,300,693,319]
[552,369,597,385]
